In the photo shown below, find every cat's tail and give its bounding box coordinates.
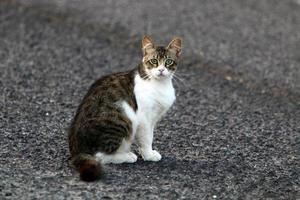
[71,153,103,182]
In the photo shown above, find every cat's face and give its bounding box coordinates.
[141,36,182,80]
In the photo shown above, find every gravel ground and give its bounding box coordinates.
[0,0,299,199]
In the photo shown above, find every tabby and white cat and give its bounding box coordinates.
[68,36,182,181]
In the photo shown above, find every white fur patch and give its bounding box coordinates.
[95,73,176,163]
[134,74,176,121]
[120,101,138,140]
[95,151,137,164]
[133,73,176,160]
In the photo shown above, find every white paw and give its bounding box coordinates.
[95,152,137,164]
[127,152,138,163]
[142,150,162,162]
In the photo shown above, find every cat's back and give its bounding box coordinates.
[70,70,138,130]
[85,70,136,101]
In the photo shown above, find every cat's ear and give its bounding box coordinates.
[142,36,155,56]
[167,37,182,58]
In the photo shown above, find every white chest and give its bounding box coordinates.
[134,75,176,122]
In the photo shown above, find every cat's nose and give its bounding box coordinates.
[158,69,164,73]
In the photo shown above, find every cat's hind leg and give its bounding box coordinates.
[95,139,137,164]
[95,152,137,164]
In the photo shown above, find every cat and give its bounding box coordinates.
[68,36,182,181]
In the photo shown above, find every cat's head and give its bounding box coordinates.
[140,36,182,80]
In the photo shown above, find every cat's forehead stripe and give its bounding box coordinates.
[156,46,167,58]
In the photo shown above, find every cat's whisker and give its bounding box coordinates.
[173,73,185,81]
[172,74,186,85]
[172,74,191,89]
[145,73,154,80]
[172,77,181,86]
[173,76,184,83]
[142,74,151,79]
[172,78,184,88]
[175,72,189,76]
[175,73,191,81]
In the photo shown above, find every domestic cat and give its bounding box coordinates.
[68,36,182,181]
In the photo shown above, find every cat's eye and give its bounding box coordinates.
[165,59,174,66]
[149,59,158,65]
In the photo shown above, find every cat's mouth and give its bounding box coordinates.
[150,69,172,80]
[153,73,170,80]
[155,72,166,78]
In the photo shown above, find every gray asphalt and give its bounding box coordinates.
[0,0,299,199]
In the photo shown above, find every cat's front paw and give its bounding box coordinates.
[141,150,162,162]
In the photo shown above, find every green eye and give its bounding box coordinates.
[149,59,158,65]
[165,59,174,66]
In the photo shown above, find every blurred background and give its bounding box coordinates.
[16,0,300,92]
[0,0,299,199]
